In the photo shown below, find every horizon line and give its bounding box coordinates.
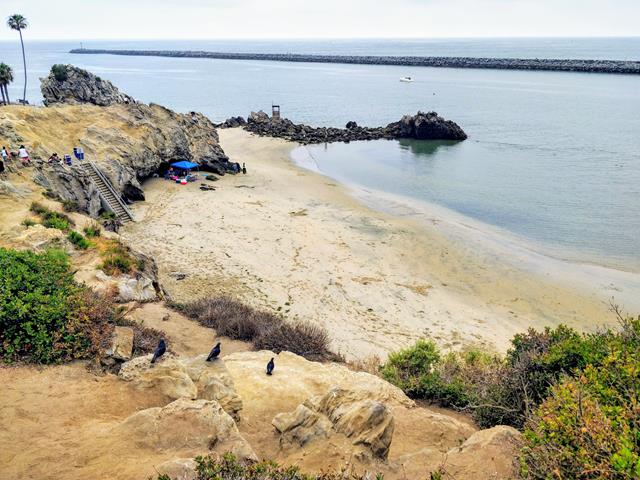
[1,35,640,42]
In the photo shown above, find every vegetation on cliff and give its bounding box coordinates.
[380,313,640,478]
[0,247,116,363]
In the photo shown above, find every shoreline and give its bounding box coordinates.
[69,48,640,75]
[291,145,640,313]
[122,128,624,360]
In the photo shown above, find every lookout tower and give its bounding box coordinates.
[272,104,281,120]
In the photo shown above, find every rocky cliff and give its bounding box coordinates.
[1,65,232,217]
[41,65,137,106]
[242,110,467,144]
[0,103,230,215]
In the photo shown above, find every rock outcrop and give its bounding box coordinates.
[116,398,257,461]
[119,354,243,420]
[273,387,395,460]
[443,426,522,479]
[216,116,247,128]
[0,101,230,214]
[41,65,136,106]
[244,110,467,144]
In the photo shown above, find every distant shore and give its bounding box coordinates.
[69,48,640,74]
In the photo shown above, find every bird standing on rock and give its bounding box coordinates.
[266,357,275,375]
[207,342,221,361]
[151,338,166,364]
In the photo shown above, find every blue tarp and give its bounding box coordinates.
[171,160,199,170]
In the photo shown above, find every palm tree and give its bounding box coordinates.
[7,14,28,103]
[0,63,14,105]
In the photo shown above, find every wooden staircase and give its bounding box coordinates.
[82,161,135,223]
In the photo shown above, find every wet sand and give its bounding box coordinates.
[122,128,621,359]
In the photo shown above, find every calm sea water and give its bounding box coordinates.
[0,39,639,270]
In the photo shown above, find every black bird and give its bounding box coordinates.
[266,357,275,376]
[206,342,221,362]
[242,163,247,175]
[151,338,166,364]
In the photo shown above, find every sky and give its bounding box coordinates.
[0,0,638,40]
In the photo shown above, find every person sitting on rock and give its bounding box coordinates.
[48,153,60,164]
[18,145,30,165]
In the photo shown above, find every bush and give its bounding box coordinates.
[67,231,90,250]
[380,324,623,429]
[176,296,333,360]
[30,201,74,231]
[83,222,101,238]
[521,329,640,479]
[99,239,138,275]
[157,453,379,480]
[0,248,119,363]
[51,64,68,82]
[21,218,37,227]
[254,321,331,359]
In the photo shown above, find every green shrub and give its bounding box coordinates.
[67,231,90,250]
[0,248,117,363]
[51,64,68,82]
[521,326,640,479]
[83,222,101,238]
[30,202,74,231]
[21,218,37,227]
[380,322,639,429]
[380,339,442,398]
[98,240,138,275]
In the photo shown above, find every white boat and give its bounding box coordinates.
[400,76,413,83]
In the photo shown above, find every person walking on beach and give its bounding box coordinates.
[18,145,30,165]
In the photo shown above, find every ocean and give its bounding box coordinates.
[0,38,639,271]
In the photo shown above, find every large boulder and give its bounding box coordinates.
[105,326,134,361]
[442,426,522,479]
[388,111,468,141]
[273,387,395,460]
[119,354,199,400]
[116,398,257,461]
[118,354,243,420]
[41,65,136,106]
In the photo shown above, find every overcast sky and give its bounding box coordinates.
[0,0,638,40]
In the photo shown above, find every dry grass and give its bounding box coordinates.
[173,296,335,361]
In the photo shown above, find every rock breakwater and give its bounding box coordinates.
[238,110,467,144]
[70,49,640,75]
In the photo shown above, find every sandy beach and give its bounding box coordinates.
[122,128,623,360]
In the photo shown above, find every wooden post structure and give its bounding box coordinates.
[272,104,280,119]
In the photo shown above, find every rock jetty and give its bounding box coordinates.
[240,110,467,144]
[70,49,640,75]
[41,64,136,106]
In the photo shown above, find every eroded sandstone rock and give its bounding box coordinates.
[116,398,257,461]
[273,387,395,460]
[118,354,243,419]
[443,426,522,480]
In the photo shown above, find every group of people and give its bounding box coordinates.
[0,145,30,173]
